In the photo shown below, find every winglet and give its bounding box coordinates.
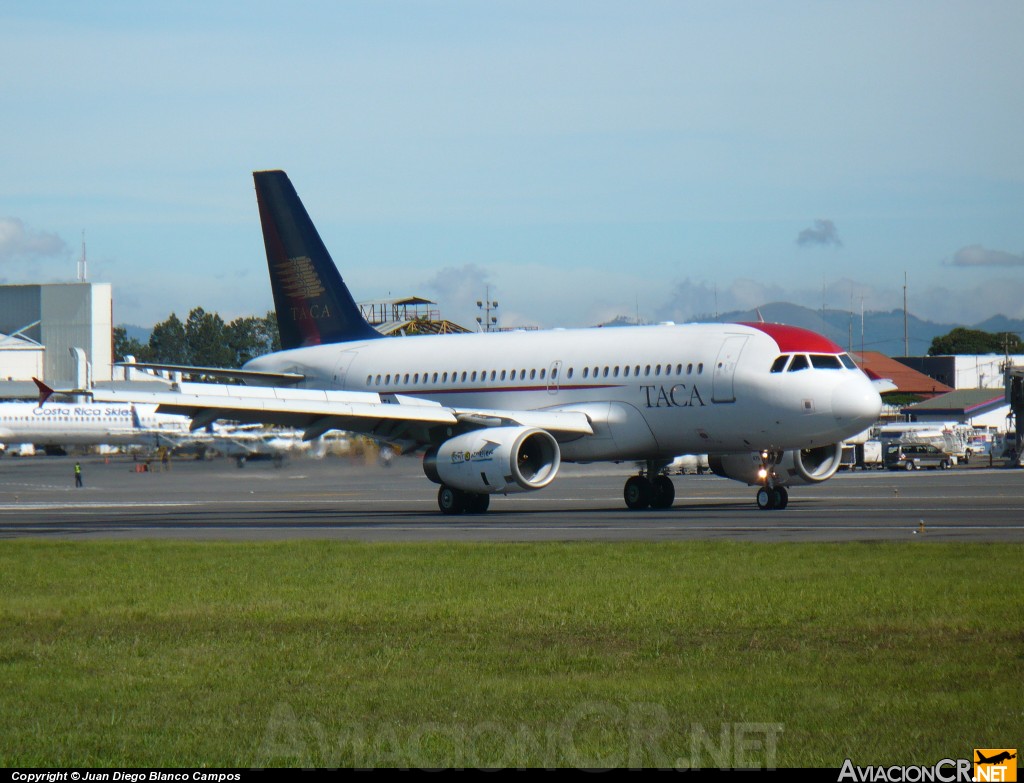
[862,368,898,394]
[33,378,54,406]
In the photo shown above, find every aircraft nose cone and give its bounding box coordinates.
[832,378,882,430]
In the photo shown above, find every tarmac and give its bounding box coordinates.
[0,453,1021,542]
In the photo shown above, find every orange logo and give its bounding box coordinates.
[974,749,1017,782]
[277,256,326,300]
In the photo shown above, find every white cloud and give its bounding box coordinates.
[0,218,68,264]
[952,245,1024,267]
[912,278,1024,322]
[653,275,1024,325]
[421,264,494,330]
[654,278,791,322]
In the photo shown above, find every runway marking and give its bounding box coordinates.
[0,502,199,510]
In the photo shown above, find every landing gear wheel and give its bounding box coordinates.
[756,487,775,510]
[624,476,653,510]
[774,486,789,510]
[650,475,675,509]
[437,485,465,515]
[463,493,491,514]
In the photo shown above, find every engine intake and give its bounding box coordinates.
[708,442,844,487]
[423,426,561,494]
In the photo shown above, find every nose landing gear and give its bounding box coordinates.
[755,450,788,510]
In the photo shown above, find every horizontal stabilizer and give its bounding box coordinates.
[32,377,91,405]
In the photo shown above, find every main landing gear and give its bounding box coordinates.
[437,485,490,515]
[623,460,675,510]
[756,485,789,510]
[755,449,788,510]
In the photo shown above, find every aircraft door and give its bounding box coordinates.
[712,336,748,403]
[547,360,562,395]
[332,350,359,390]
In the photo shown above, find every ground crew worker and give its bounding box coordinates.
[74,462,83,488]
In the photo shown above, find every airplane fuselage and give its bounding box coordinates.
[0,402,189,447]
[244,321,881,460]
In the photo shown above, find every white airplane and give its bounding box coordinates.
[81,170,882,513]
[0,396,191,451]
[188,425,315,467]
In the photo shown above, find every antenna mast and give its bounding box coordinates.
[860,296,865,357]
[902,271,908,356]
[77,230,87,282]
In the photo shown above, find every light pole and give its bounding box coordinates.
[476,286,498,332]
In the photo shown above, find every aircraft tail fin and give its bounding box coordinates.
[253,170,382,350]
[33,378,54,406]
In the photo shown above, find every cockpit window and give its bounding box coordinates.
[810,354,843,370]
[770,356,789,373]
[787,354,810,372]
[839,353,857,369]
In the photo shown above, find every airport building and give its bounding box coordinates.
[901,388,1010,430]
[0,283,112,398]
[895,353,1024,390]
[0,330,45,382]
[359,296,471,336]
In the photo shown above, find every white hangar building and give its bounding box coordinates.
[0,283,112,395]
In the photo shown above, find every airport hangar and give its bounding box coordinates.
[0,282,115,401]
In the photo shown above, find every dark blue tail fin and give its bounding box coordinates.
[253,170,382,349]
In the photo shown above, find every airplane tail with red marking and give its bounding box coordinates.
[253,170,382,350]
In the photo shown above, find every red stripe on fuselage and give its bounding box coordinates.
[738,322,843,354]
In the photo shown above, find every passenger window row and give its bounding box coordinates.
[366,361,705,388]
[581,362,703,379]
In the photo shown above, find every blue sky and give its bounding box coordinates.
[2,1,1023,333]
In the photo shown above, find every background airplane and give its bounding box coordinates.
[4,389,325,466]
[89,170,883,514]
[0,398,190,453]
[186,425,321,467]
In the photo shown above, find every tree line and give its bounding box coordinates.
[114,309,280,367]
[928,327,1022,356]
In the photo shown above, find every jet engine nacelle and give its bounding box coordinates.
[423,426,560,494]
[708,443,844,487]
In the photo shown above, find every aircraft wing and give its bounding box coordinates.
[116,362,305,386]
[90,383,594,444]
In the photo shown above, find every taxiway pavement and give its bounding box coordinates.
[0,454,1021,542]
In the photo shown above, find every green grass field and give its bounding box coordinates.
[0,540,1020,768]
